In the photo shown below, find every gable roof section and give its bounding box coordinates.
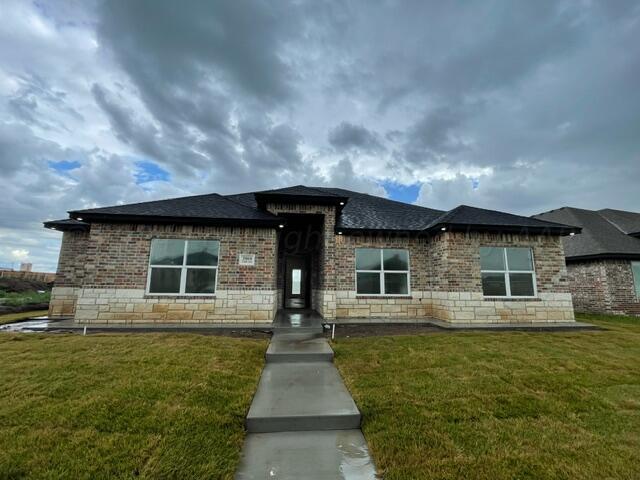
[533,207,640,260]
[313,187,444,231]
[256,185,343,197]
[253,185,348,209]
[68,193,281,227]
[425,205,579,235]
[598,208,640,237]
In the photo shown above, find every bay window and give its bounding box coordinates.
[356,248,410,295]
[480,247,536,297]
[147,239,219,295]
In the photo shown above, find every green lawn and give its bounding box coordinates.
[0,333,267,479]
[0,310,48,326]
[0,290,50,307]
[334,314,640,480]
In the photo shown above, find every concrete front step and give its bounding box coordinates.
[246,362,361,433]
[235,430,377,479]
[266,333,334,363]
[271,325,324,335]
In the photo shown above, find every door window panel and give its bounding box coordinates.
[291,269,301,295]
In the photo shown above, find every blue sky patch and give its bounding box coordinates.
[135,161,170,184]
[380,181,421,204]
[48,160,81,172]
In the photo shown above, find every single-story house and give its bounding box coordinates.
[44,185,580,324]
[534,207,640,316]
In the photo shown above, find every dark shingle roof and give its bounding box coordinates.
[69,193,280,226]
[253,185,348,208]
[426,205,577,234]
[598,208,640,236]
[533,207,640,260]
[313,187,444,231]
[50,184,578,236]
[256,185,344,197]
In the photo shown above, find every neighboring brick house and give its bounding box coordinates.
[534,207,640,316]
[44,186,579,324]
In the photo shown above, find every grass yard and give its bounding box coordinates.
[0,333,267,479]
[0,310,48,326]
[0,290,50,307]
[334,314,640,479]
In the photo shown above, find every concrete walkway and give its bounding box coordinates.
[235,311,377,479]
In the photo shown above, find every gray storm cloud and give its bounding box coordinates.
[1,0,639,270]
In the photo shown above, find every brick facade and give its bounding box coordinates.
[331,231,574,323]
[431,232,570,294]
[48,231,89,316]
[566,260,640,316]
[50,223,278,323]
[49,212,576,324]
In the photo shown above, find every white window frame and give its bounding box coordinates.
[632,261,640,299]
[146,239,219,296]
[480,247,537,299]
[355,248,411,296]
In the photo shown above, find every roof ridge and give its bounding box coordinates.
[598,207,640,214]
[424,206,462,229]
[316,186,445,213]
[567,208,620,253]
[425,204,579,231]
[252,184,342,197]
[303,185,342,197]
[596,210,630,236]
[69,191,221,214]
[220,193,278,217]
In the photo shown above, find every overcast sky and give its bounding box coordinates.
[1,0,639,271]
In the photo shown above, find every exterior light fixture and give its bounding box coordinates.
[278,224,285,228]
[77,217,83,221]
[569,232,575,236]
[441,227,446,231]
[339,202,345,205]
[338,231,343,235]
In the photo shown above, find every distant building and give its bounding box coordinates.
[534,207,640,317]
[20,262,33,272]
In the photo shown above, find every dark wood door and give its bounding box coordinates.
[284,256,309,309]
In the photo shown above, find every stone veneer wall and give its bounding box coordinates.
[331,231,575,324]
[50,223,278,323]
[567,260,640,316]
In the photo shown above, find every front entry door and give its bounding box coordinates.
[284,256,309,309]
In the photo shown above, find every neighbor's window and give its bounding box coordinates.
[633,262,640,297]
[147,239,219,295]
[480,247,536,297]
[356,248,410,295]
